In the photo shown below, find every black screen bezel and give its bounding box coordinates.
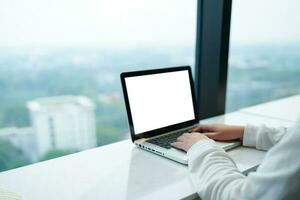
[120,66,199,142]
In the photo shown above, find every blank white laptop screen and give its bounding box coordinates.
[125,70,195,134]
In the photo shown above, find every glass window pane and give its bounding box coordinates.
[0,0,196,171]
[226,0,300,112]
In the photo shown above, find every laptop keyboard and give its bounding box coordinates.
[147,130,187,149]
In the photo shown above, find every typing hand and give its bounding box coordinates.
[189,124,245,141]
[171,132,209,152]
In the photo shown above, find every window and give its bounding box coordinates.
[0,0,196,171]
[226,0,300,112]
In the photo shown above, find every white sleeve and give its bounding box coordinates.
[242,124,288,151]
[187,139,247,200]
[187,119,300,200]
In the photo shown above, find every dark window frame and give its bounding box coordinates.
[195,0,232,119]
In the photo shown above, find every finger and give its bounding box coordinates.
[182,132,190,137]
[190,124,215,133]
[189,132,201,135]
[171,142,184,150]
[177,135,187,142]
[203,132,218,139]
[178,132,192,140]
[189,126,201,132]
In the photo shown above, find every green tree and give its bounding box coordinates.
[96,126,123,146]
[39,149,74,161]
[0,139,30,172]
[2,103,30,127]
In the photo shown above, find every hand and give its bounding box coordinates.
[171,132,209,152]
[189,124,245,141]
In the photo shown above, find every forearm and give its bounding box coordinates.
[187,140,246,200]
[186,122,296,200]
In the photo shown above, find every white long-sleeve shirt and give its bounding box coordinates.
[187,118,300,200]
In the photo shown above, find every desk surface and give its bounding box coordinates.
[241,94,300,122]
[0,111,294,200]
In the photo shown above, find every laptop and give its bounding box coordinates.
[120,66,241,164]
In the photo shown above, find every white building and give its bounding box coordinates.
[27,95,97,157]
[0,127,37,161]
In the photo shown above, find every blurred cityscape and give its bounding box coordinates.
[0,46,194,171]
[0,44,300,172]
[227,44,300,111]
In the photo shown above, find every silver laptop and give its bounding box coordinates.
[120,66,240,165]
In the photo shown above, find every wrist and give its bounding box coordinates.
[233,126,245,140]
[238,126,245,139]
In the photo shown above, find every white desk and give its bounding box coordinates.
[240,94,300,122]
[0,111,294,200]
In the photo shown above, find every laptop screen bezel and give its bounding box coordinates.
[120,66,199,142]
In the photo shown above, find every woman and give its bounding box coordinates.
[171,120,300,200]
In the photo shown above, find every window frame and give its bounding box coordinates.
[195,0,232,119]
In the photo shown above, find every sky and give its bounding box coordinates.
[0,0,299,48]
[231,0,300,45]
[0,0,197,48]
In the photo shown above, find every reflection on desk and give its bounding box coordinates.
[126,148,185,200]
[240,94,300,122]
[79,147,190,200]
